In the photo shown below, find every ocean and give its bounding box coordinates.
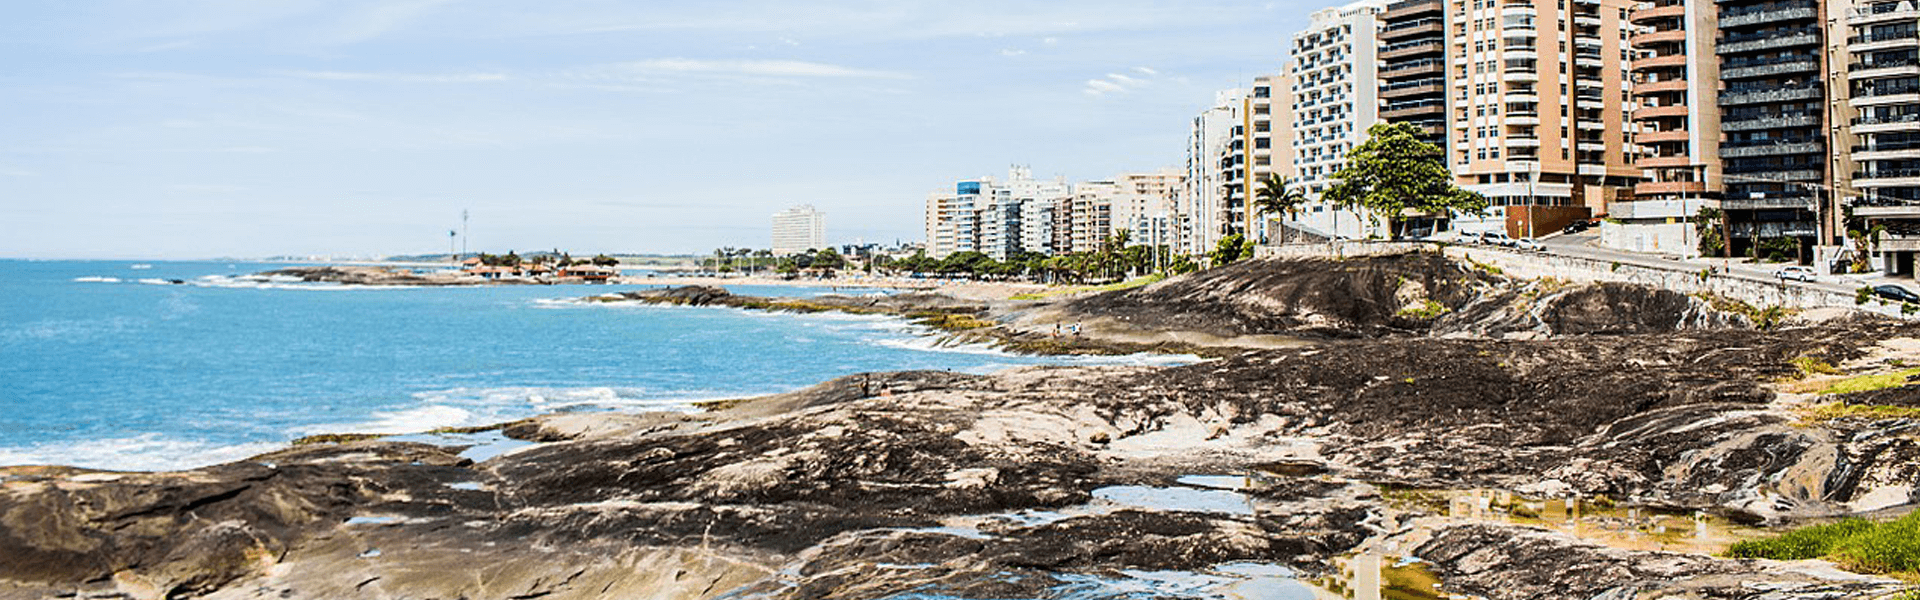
[0,260,1187,471]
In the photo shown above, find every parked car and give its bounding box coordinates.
[1774,266,1816,282]
[1512,238,1545,252]
[1481,232,1515,247]
[1561,220,1592,234]
[1874,284,1920,304]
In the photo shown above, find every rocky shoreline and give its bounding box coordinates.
[5,253,1918,599]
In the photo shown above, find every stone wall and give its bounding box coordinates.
[1441,245,1908,319]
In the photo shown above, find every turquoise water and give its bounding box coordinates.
[0,260,1184,471]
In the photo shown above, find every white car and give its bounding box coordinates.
[1774,266,1816,282]
[1511,238,1545,252]
[1480,232,1515,247]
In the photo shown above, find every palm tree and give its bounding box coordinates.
[1253,174,1309,245]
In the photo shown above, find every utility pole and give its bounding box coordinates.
[448,230,457,265]
[461,210,470,258]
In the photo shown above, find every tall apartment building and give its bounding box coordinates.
[1381,0,1451,150]
[770,205,826,255]
[1610,0,1722,254]
[1287,0,1391,239]
[1449,0,1641,238]
[1848,0,1920,274]
[1069,180,1117,253]
[1110,169,1184,248]
[1715,0,1829,258]
[921,167,1070,260]
[1181,88,1248,254]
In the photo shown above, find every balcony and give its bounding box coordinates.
[1506,114,1542,126]
[1638,155,1697,169]
[1853,113,1920,130]
[1719,85,1822,106]
[1717,32,1820,55]
[1630,3,1686,23]
[1504,47,1539,60]
[1635,104,1690,118]
[1501,5,1537,18]
[1503,70,1540,82]
[1722,196,1816,211]
[1855,170,1920,193]
[1639,129,1690,143]
[1381,81,1446,99]
[1849,30,1920,48]
[1722,113,1821,131]
[1853,81,1920,104]
[1506,136,1542,148]
[1621,189,1710,211]
[1630,53,1688,72]
[1630,29,1687,47]
[1852,142,1920,159]
[1381,40,1445,61]
[1504,91,1541,103]
[1576,15,1602,27]
[1722,2,1818,28]
[1383,58,1446,78]
[1720,140,1824,157]
[1721,59,1818,80]
[1576,55,1606,68]
[1384,0,1444,20]
[1382,19,1445,41]
[1634,78,1689,94]
[1577,141,1610,152]
[1849,0,1920,25]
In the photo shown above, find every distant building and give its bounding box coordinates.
[772,205,826,255]
[923,166,1071,259]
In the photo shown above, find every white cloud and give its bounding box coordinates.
[583,59,910,80]
[1083,67,1163,96]
[276,70,509,83]
[999,49,1027,57]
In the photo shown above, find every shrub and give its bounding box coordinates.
[1727,512,1920,576]
[1859,286,1875,306]
[1829,512,1920,573]
[1726,518,1876,561]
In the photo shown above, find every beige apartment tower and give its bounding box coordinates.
[1609,0,1722,253]
[1449,0,1642,237]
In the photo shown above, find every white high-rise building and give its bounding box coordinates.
[1285,0,1389,240]
[771,205,826,255]
[1181,88,1248,255]
[922,166,1070,260]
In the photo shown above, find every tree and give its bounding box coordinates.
[1323,122,1487,239]
[1253,174,1310,244]
[1210,233,1253,266]
[591,254,619,266]
[1695,206,1727,258]
[812,247,846,270]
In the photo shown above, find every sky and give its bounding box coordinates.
[0,0,1312,259]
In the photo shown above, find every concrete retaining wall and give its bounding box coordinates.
[1253,241,1905,318]
[1441,245,1907,319]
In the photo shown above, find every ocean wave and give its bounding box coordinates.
[292,386,728,437]
[0,434,283,472]
[72,276,121,283]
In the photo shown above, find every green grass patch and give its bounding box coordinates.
[1009,274,1166,301]
[1396,299,1450,319]
[1791,356,1843,377]
[910,312,997,331]
[1727,512,1920,575]
[289,433,387,446]
[1802,403,1920,422]
[1817,368,1920,395]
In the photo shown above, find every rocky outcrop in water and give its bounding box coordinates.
[5,254,1918,599]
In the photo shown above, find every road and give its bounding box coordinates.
[1526,230,1907,298]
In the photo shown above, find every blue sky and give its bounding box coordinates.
[1,1,1307,259]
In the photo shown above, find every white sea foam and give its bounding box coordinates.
[72,276,121,283]
[293,404,478,436]
[0,434,283,472]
